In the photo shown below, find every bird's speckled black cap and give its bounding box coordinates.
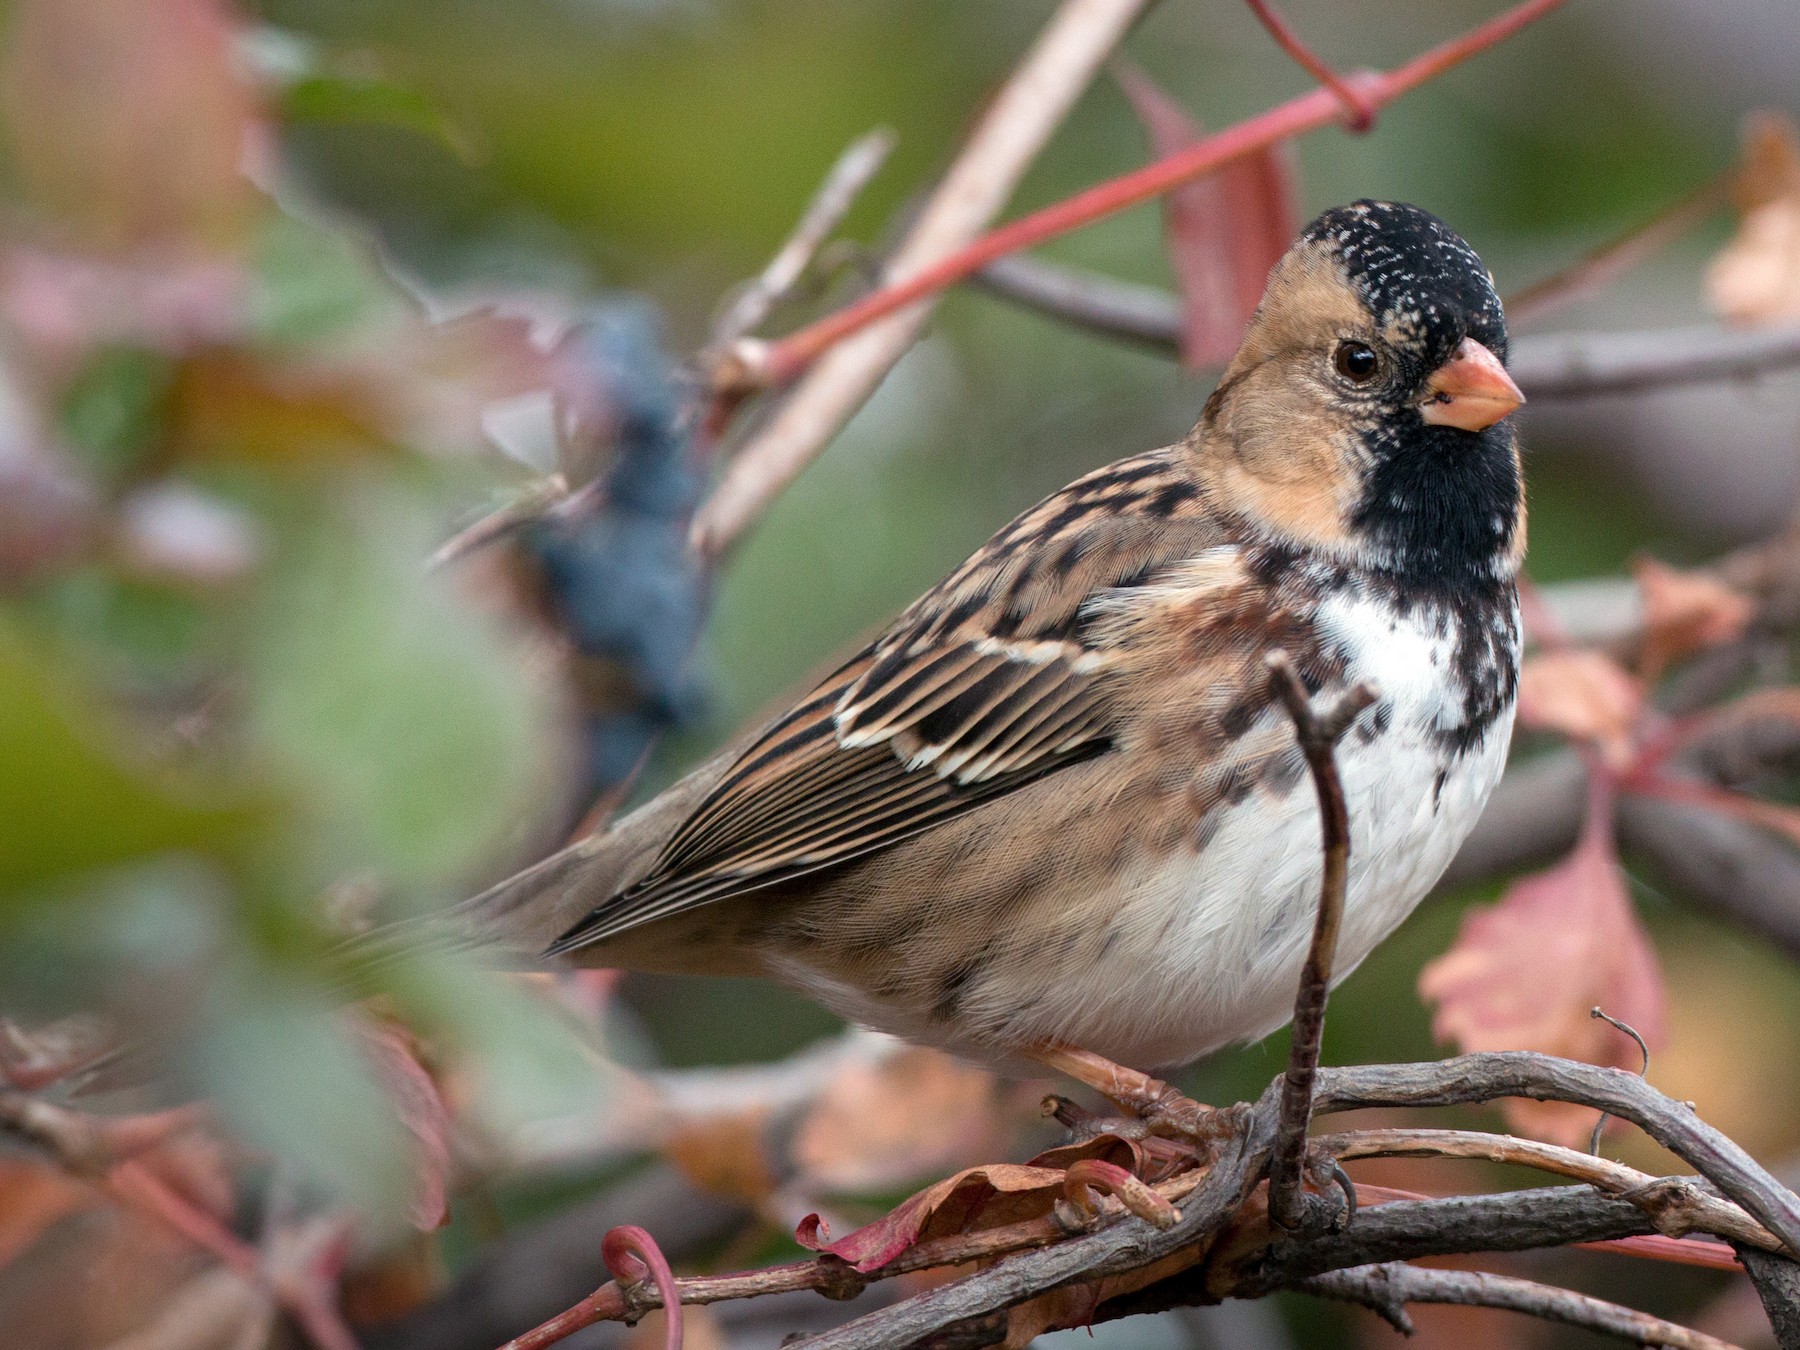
[1303,200,1508,366]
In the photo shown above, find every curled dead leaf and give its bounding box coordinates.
[1419,826,1667,1149]
[796,1164,1069,1273]
[1517,649,1644,766]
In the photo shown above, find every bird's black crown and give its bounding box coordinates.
[1303,200,1507,368]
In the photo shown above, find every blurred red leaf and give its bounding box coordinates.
[1419,814,1667,1149]
[0,0,261,253]
[1517,649,1643,766]
[1633,557,1753,680]
[362,1024,452,1231]
[1114,61,1296,368]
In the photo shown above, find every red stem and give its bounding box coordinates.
[499,1226,682,1350]
[1243,0,1376,130]
[749,0,1567,390]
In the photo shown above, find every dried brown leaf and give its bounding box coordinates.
[1708,112,1800,325]
[1419,828,1667,1148]
[792,1047,1004,1195]
[1114,62,1296,368]
[1517,649,1643,765]
[664,1110,778,1206]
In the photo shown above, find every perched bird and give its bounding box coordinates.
[464,201,1526,1089]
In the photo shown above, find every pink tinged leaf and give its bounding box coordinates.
[1517,649,1645,768]
[1418,824,1667,1149]
[1114,62,1297,369]
[1631,557,1753,681]
[0,0,262,254]
[363,1024,453,1231]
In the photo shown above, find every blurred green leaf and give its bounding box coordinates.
[249,212,400,346]
[58,346,176,484]
[0,621,250,899]
[282,74,477,162]
[246,484,560,887]
[195,960,413,1219]
[395,948,612,1133]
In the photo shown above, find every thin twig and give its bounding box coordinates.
[428,474,568,572]
[1264,653,1377,1232]
[694,0,1568,555]
[970,253,1186,349]
[971,251,1800,397]
[721,0,1566,394]
[708,128,897,348]
[1319,1127,1780,1252]
[1303,1262,1742,1350]
[1242,0,1376,130]
[1314,1055,1800,1260]
[1503,173,1734,328]
[691,0,1155,558]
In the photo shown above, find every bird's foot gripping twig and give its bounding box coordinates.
[1029,1043,1248,1154]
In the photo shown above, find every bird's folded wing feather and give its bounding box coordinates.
[547,450,1228,954]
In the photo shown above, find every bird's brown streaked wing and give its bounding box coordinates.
[546,449,1228,955]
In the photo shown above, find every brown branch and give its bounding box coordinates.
[1502,174,1733,328]
[970,254,1184,350]
[690,0,1155,558]
[1264,653,1377,1231]
[970,251,1800,398]
[1301,1262,1742,1349]
[468,1052,1800,1348]
[1511,322,1800,399]
[1737,1247,1800,1350]
[1313,1055,1800,1259]
[1321,1127,1781,1252]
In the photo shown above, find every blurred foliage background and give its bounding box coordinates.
[2,1,1799,1347]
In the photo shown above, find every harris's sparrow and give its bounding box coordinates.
[467,201,1526,1085]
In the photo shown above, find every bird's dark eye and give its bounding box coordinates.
[1333,341,1379,383]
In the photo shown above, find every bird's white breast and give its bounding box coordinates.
[994,586,1517,1070]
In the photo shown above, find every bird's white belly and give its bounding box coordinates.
[993,592,1515,1070]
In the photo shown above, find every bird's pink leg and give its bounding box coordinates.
[1026,1043,1239,1144]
